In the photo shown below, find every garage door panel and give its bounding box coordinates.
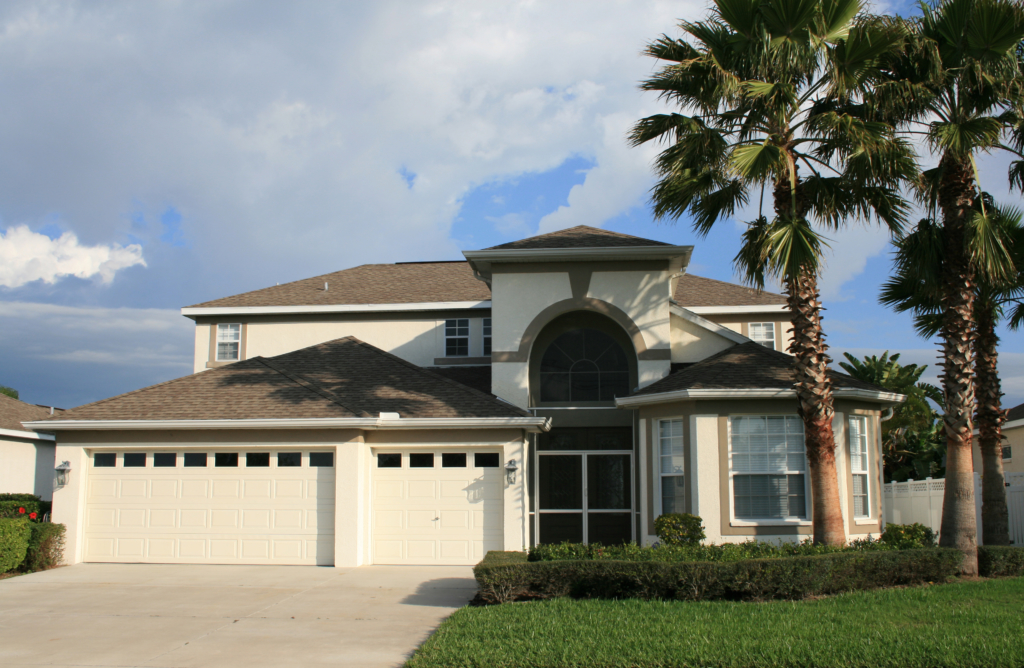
[87,508,116,528]
[275,480,303,498]
[376,480,403,499]
[407,541,435,559]
[244,480,271,498]
[243,509,271,528]
[151,480,178,498]
[408,481,436,498]
[274,509,303,529]
[121,480,148,498]
[408,510,436,529]
[150,509,177,528]
[181,480,209,498]
[148,539,175,558]
[119,509,147,528]
[213,480,240,498]
[89,479,118,499]
[440,511,468,529]
[210,539,237,558]
[211,509,239,528]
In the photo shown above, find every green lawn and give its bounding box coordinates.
[406,577,1024,668]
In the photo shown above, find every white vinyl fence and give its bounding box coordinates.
[883,472,1024,546]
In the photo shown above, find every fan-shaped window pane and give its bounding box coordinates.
[539,329,630,402]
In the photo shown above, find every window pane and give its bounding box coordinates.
[587,512,632,545]
[442,453,467,468]
[661,476,685,514]
[483,337,491,356]
[377,453,401,468]
[587,454,630,510]
[278,452,301,467]
[94,453,116,467]
[217,341,239,361]
[184,452,207,467]
[853,474,868,518]
[153,453,176,468]
[409,453,434,468]
[539,455,582,510]
[445,337,468,356]
[475,452,499,467]
[215,453,238,467]
[538,513,583,544]
[1004,446,1012,460]
[731,415,804,473]
[309,452,334,467]
[733,473,806,519]
[246,452,270,467]
[539,328,630,403]
[483,318,491,335]
[123,453,146,467]
[539,373,571,402]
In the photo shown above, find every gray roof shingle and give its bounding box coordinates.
[0,394,59,433]
[674,274,787,308]
[485,225,672,250]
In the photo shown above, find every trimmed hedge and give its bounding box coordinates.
[528,538,901,563]
[978,545,1024,577]
[22,522,65,572]
[0,493,49,520]
[475,549,962,604]
[0,518,32,574]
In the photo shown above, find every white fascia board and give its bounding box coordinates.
[181,301,492,317]
[615,387,905,408]
[463,246,693,264]
[684,304,790,315]
[670,305,751,345]
[23,416,552,433]
[0,427,55,442]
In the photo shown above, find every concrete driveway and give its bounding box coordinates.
[0,563,476,668]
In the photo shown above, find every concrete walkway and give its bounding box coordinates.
[0,563,477,668]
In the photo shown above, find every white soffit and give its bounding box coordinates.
[684,304,789,315]
[615,388,906,408]
[24,416,553,433]
[181,300,492,317]
[0,427,55,442]
[670,305,751,345]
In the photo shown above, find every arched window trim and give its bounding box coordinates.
[539,328,630,403]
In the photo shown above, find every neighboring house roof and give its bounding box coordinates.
[674,274,788,308]
[39,337,531,423]
[1005,401,1024,424]
[485,225,672,250]
[0,394,59,437]
[186,261,490,310]
[626,342,888,397]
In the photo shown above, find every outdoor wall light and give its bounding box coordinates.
[505,459,518,485]
[54,461,72,488]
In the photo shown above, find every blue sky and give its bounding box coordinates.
[0,0,1020,410]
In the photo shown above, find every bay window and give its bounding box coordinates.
[730,415,807,521]
[659,419,685,514]
[849,416,871,518]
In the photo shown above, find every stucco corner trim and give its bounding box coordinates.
[670,305,751,345]
[0,426,55,441]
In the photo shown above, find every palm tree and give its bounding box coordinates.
[870,0,1024,571]
[630,0,916,544]
[881,199,1024,546]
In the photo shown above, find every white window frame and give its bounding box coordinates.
[748,322,776,350]
[727,415,811,526]
[216,323,242,361]
[483,318,492,356]
[444,318,470,357]
[849,416,872,519]
[657,419,686,516]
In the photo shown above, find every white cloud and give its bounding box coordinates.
[0,225,144,288]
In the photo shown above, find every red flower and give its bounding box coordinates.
[29,512,37,520]
[18,507,25,514]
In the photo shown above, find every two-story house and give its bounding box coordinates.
[32,226,900,567]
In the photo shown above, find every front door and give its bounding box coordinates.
[536,427,633,545]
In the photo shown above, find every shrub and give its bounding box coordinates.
[528,538,895,564]
[22,523,65,572]
[0,494,46,521]
[475,548,961,604]
[0,518,31,574]
[881,523,936,549]
[978,546,1024,578]
[654,513,705,546]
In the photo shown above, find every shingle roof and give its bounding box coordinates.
[485,225,672,250]
[630,342,884,397]
[1006,401,1024,423]
[674,274,787,308]
[0,394,57,433]
[40,337,529,423]
[187,262,489,309]
[428,366,493,396]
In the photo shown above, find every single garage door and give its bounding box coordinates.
[372,449,503,565]
[83,449,335,565]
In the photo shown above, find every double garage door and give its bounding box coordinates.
[83,449,335,565]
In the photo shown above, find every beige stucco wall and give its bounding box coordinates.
[0,435,56,501]
[50,427,528,567]
[636,399,883,545]
[670,312,737,363]
[703,312,795,354]
[972,423,1024,474]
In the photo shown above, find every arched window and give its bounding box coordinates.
[539,329,630,402]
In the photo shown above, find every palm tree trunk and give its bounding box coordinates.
[786,270,846,545]
[975,302,1010,545]
[937,154,979,575]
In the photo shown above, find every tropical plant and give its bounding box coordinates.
[630,0,916,544]
[838,352,945,481]
[868,0,1024,573]
[0,386,18,400]
[881,198,1024,545]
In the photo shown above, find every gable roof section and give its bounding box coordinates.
[617,342,901,406]
[186,261,490,310]
[36,337,532,425]
[485,225,672,250]
[0,393,57,436]
[674,274,787,308]
[1005,401,1024,424]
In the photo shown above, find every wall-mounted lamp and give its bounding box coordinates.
[505,459,518,485]
[54,461,72,488]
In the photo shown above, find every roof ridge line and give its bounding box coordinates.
[343,337,533,418]
[254,357,372,418]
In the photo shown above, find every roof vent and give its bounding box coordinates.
[379,412,400,420]
[324,281,329,291]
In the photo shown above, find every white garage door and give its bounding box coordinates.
[372,449,504,565]
[83,449,335,565]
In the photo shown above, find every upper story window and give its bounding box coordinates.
[749,322,775,350]
[483,318,492,356]
[445,319,469,356]
[730,415,807,521]
[849,416,871,518]
[539,329,629,402]
[216,323,241,361]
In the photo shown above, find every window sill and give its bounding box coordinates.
[432,356,491,366]
[854,518,878,525]
[730,519,811,527]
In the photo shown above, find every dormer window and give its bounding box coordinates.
[749,322,775,350]
[445,319,469,356]
[216,323,241,361]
